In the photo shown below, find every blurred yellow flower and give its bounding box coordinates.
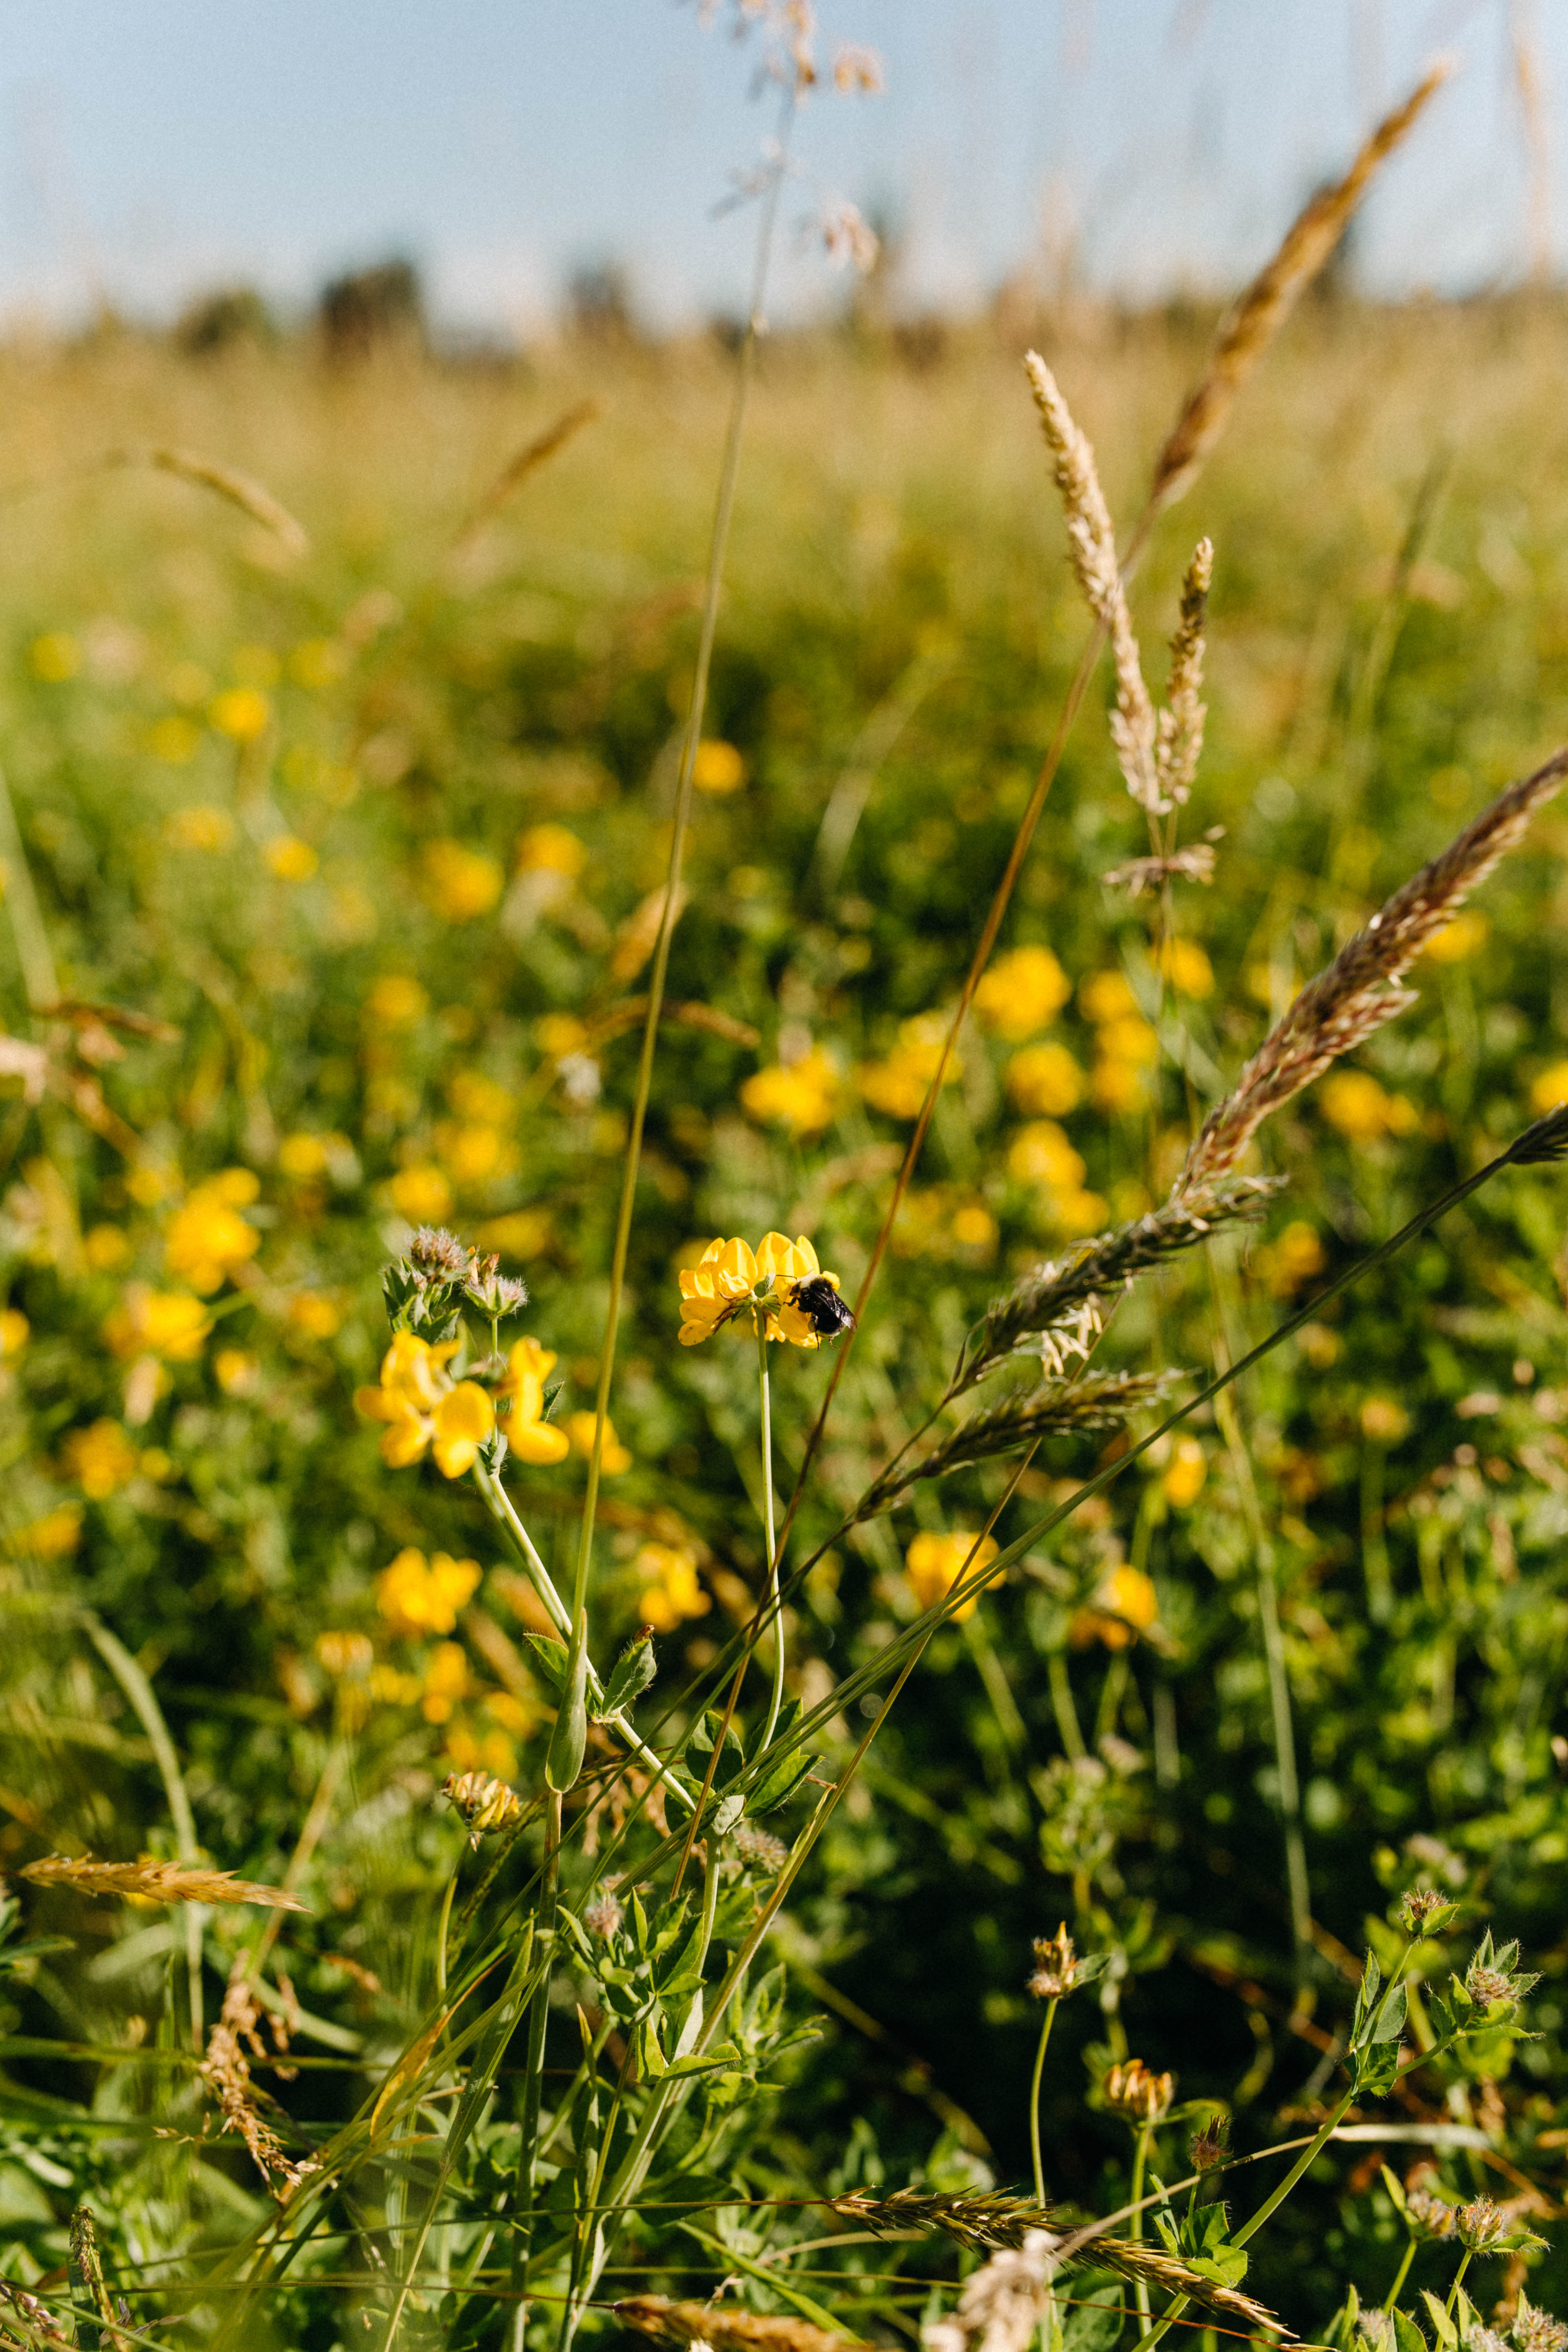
[390,1164,454,1224]
[424,838,503,921]
[974,944,1071,1041]
[858,1014,960,1118]
[1090,1058,1146,1116]
[288,1293,342,1340]
[477,1207,553,1261]
[1531,1060,1568,1114]
[1007,1119,1086,1189]
[434,1122,514,1189]
[62,1419,140,1501]
[355,1332,494,1477]
[1074,1563,1159,1650]
[375,1546,482,1636]
[165,804,235,852]
[421,1639,470,1722]
[493,1337,571,1464]
[209,687,272,741]
[0,1307,27,1357]
[516,823,588,877]
[536,1012,588,1058]
[566,1409,632,1474]
[165,1172,260,1294]
[1163,1438,1207,1508]
[265,834,318,882]
[85,1225,131,1271]
[214,1347,260,1396]
[691,738,746,795]
[1421,910,1489,963]
[15,1504,82,1558]
[1361,1397,1410,1445]
[1319,1070,1419,1143]
[1097,1015,1158,1066]
[950,1201,998,1254]
[740,1048,840,1136]
[278,1132,329,1180]
[1006,1042,1083,1117]
[149,716,202,764]
[1155,938,1214,997]
[448,1070,514,1125]
[103,1285,210,1361]
[634,1540,711,1629]
[367,973,428,1027]
[905,1530,1003,1624]
[316,1629,373,1679]
[30,632,80,683]
[1081,970,1138,1025]
[1254,1220,1325,1299]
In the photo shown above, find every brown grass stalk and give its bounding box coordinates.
[23,1853,307,1909]
[449,399,601,554]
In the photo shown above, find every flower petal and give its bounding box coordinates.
[512,1419,571,1464]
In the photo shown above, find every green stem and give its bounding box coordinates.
[510,1794,560,2312]
[1048,1653,1086,1760]
[1362,1441,1392,1624]
[1385,2233,1418,2312]
[1130,2123,1153,2325]
[434,1864,459,2004]
[1029,1997,1060,2205]
[1445,2249,1473,2320]
[757,1310,785,1749]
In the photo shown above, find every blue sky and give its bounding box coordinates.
[0,1,1560,335]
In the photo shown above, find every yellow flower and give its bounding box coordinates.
[164,1172,260,1294]
[278,1132,329,1180]
[265,834,318,882]
[448,1070,514,1125]
[165,804,234,851]
[424,838,503,921]
[288,1292,342,1340]
[316,1629,373,1679]
[1421,910,1488,963]
[1254,1220,1325,1299]
[85,1225,132,1271]
[740,1048,840,1136]
[1080,970,1139,1025]
[62,1419,140,1501]
[375,1546,482,1635]
[434,1122,512,1188]
[692,738,747,795]
[1007,1120,1086,1190]
[494,1337,571,1465]
[1532,1061,1568,1114]
[30,632,80,683]
[0,1307,27,1358]
[1155,938,1214,997]
[634,1540,711,1630]
[367,974,428,1027]
[858,1014,960,1119]
[1097,1015,1158,1066]
[950,1201,998,1254]
[103,1285,210,1361]
[516,823,588,877]
[1163,1438,1207,1508]
[421,1640,470,1721]
[1361,1397,1410,1446]
[566,1409,632,1474]
[355,1332,495,1477]
[905,1530,1003,1624]
[1006,1042,1083,1117]
[390,1164,454,1224]
[1319,1071,1419,1143]
[209,686,272,741]
[214,1347,260,1395]
[1073,1563,1159,1650]
[14,1503,82,1558]
[1091,1058,1147,1116]
[974,945,1071,1042]
[536,1011,588,1058]
[677,1232,840,1349]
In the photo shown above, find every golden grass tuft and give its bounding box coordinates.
[23,1852,308,1909]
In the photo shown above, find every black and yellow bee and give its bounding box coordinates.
[786,1275,856,1339]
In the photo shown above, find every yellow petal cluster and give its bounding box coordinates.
[355,1331,496,1477]
[634,1540,712,1630]
[904,1530,1003,1623]
[164,1169,261,1294]
[103,1284,212,1362]
[375,1546,482,1636]
[857,1014,961,1119]
[740,1048,840,1136]
[974,944,1071,1042]
[677,1232,841,1349]
[493,1336,571,1464]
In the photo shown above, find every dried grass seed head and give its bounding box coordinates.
[23,1853,307,1909]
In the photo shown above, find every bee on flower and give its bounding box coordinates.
[677,1232,853,1350]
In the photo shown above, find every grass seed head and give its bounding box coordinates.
[22,1853,307,1909]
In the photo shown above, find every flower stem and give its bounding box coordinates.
[1130,2123,1153,2325]
[434,1863,459,2003]
[1385,2234,1418,2312]
[1029,1996,1060,2206]
[757,1310,785,1748]
[1445,2249,1473,2321]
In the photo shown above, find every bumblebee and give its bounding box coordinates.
[786,1274,856,1339]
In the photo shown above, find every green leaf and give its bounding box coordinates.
[713,1791,745,1837]
[746,1749,815,1816]
[1372,1982,1408,2043]
[1392,2311,1425,2352]
[521,1633,570,1698]
[545,1633,589,1791]
[594,1628,657,1721]
[1421,2291,1457,2352]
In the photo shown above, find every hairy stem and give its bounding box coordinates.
[1029,1996,1060,2207]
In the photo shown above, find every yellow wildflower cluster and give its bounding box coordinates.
[1318,1070,1420,1144]
[1006,1041,1083,1118]
[1080,972,1158,1116]
[1421,909,1489,963]
[0,1308,27,1359]
[1071,1563,1159,1650]
[677,1233,841,1349]
[103,1285,210,1362]
[367,974,428,1027]
[14,1503,82,1559]
[1005,1119,1106,1236]
[634,1540,711,1630]
[857,1013,960,1119]
[1162,1438,1207,1508]
[904,1530,1003,1624]
[390,1164,454,1223]
[165,804,235,852]
[691,738,746,795]
[740,1047,840,1137]
[375,1547,482,1636]
[1252,1220,1326,1300]
[566,1410,632,1474]
[891,1188,998,1262]
[517,823,588,877]
[356,1330,570,1476]
[209,686,271,742]
[265,834,318,882]
[1154,936,1214,996]
[424,838,504,922]
[165,1169,260,1294]
[973,944,1071,1042]
[61,1419,140,1501]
